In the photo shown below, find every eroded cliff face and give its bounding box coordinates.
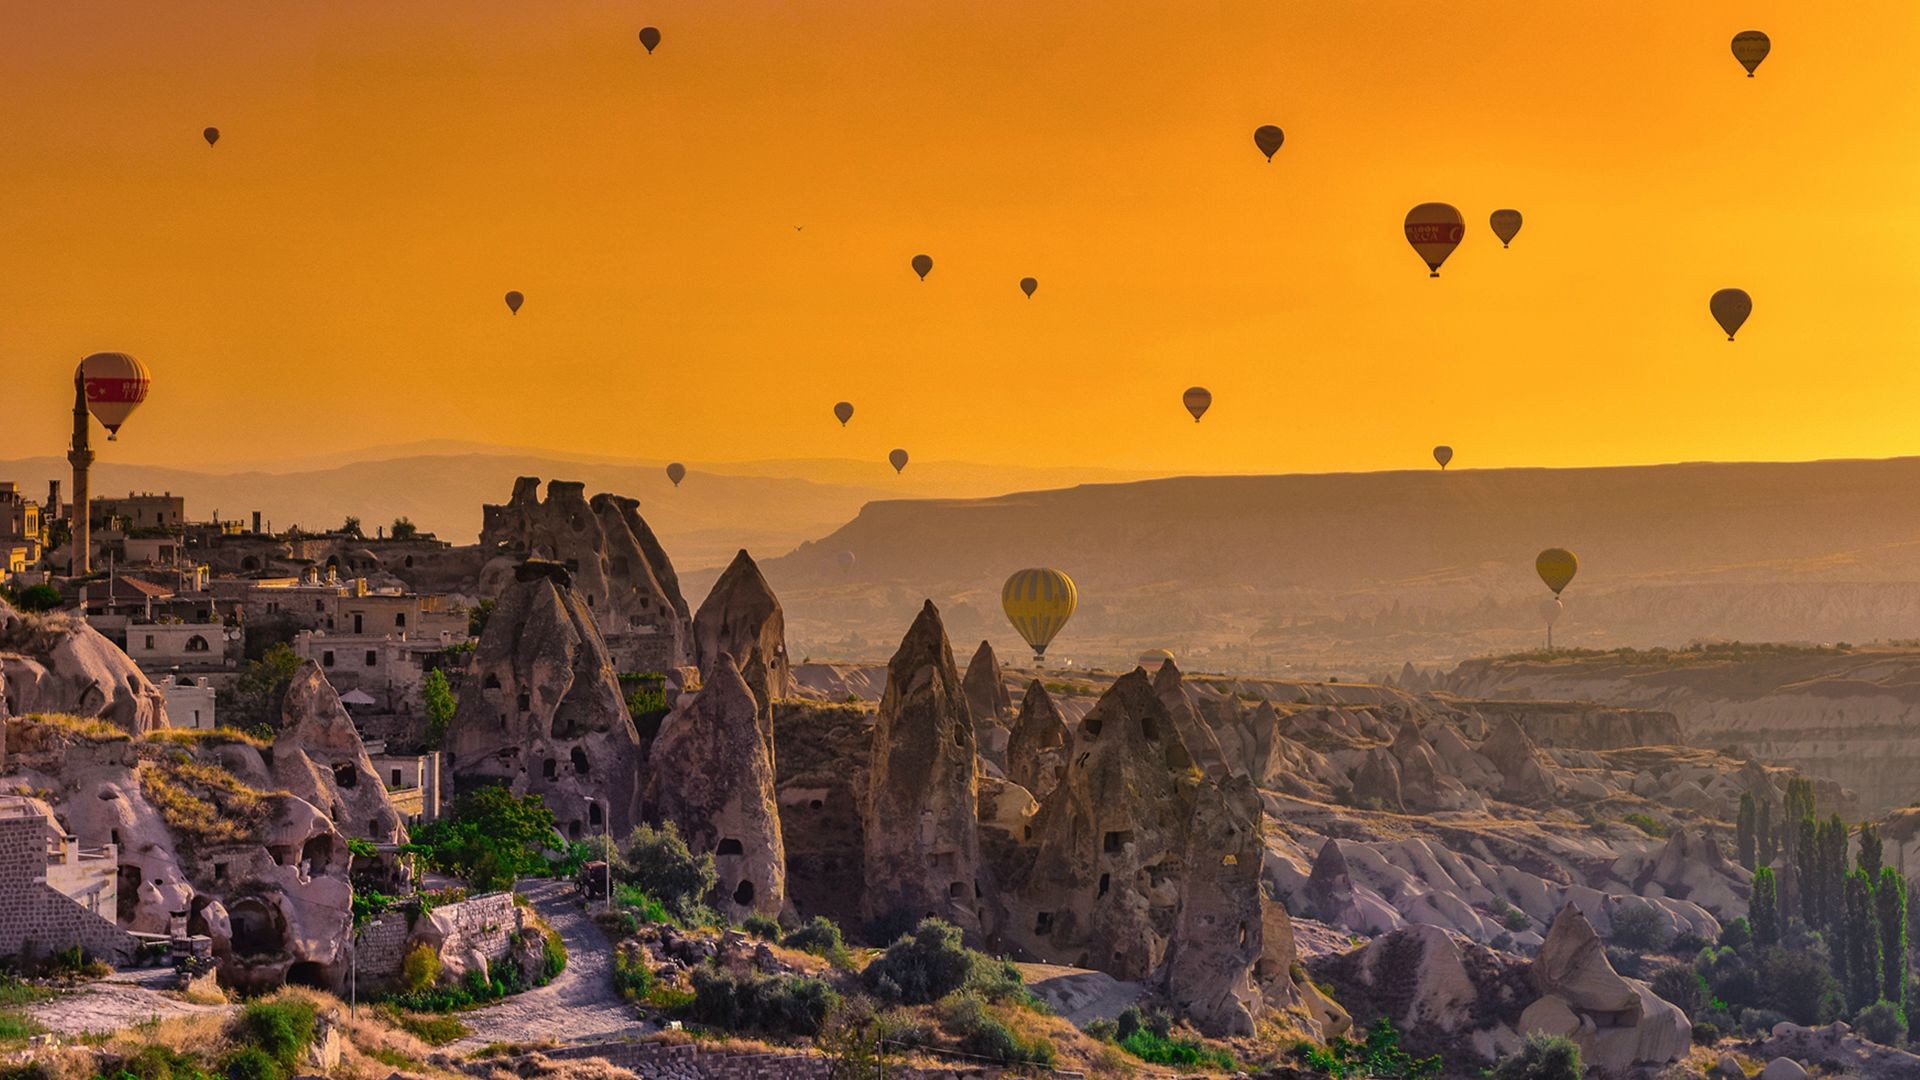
[1443,649,1906,811]
[0,599,168,734]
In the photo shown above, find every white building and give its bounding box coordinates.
[158,675,218,730]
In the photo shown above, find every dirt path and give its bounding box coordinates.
[443,878,653,1053]
[28,977,233,1037]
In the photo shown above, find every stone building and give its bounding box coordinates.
[90,491,186,531]
[0,796,139,964]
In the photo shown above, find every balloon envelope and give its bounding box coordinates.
[639,26,661,53]
[836,551,856,573]
[1489,209,1523,248]
[1433,445,1453,469]
[1541,596,1564,627]
[1003,568,1078,657]
[1405,203,1465,276]
[911,254,933,280]
[1732,30,1769,75]
[666,462,686,486]
[1019,277,1037,298]
[1182,386,1212,422]
[1253,124,1285,161]
[888,448,909,473]
[1710,288,1752,340]
[79,352,150,440]
[504,290,524,314]
[833,401,854,426]
[1536,548,1578,596]
[202,127,220,147]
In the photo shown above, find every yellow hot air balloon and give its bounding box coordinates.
[1536,548,1578,596]
[1019,277,1037,298]
[911,254,933,281]
[666,462,686,487]
[834,401,854,426]
[638,26,662,54]
[1710,288,1751,341]
[889,448,909,473]
[1003,568,1077,659]
[79,352,151,440]
[1253,125,1284,162]
[202,127,220,147]
[1404,203,1465,277]
[1433,445,1453,469]
[504,290,524,314]
[1489,209,1522,248]
[1731,31,1769,76]
[1182,386,1212,422]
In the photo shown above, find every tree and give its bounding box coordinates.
[1758,798,1776,866]
[623,821,718,923]
[341,516,363,538]
[1796,815,1821,925]
[218,642,302,732]
[467,598,494,639]
[6,583,63,613]
[1846,869,1882,1011]
[390,517,419,540]
[1752,867,1780,947]
[409,786,559,889]
[1490,1033,1582,1080]
[420,668,456,747]
[1822,815,1850,935]
[1784,779,1817,856]
[1860,822,1884,880]
[1737,793,1758,870]
[1878,867,1909,1012]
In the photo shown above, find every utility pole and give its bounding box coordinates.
[68,372,92,578]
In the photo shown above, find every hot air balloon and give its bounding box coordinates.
[1253,124,1284,162]
[1541,595,1565,649]
[666,462,686,487]
[1489,209,1523,248]
[1019,277,1037,298]
[888,449,909,474]
[1137,647,1175,668]
[1710,288,1751,341]
[504,291,524,314]
[1731,30,1769,76]
[202,127,220,147]
[1433,445,1454,469]
[1405,203,1465,277]
[79,352,151,441]
[1182,387,1212,422]
[639,26,662,53]
[1536,548,1578,596]
[833,401,854,426]
[911,254,933,281]
[1002,567,1077,660]
[836,551,856,574]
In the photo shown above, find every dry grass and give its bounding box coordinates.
[138,758,278,852]
[14,712,130,743]
[146,726,270,750]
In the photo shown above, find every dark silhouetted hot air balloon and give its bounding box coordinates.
[1405,203,1465,277]
[833,401,854,426]
[1433,445,1453,469]
[1182,387,1212,422]
[888,449,909,473]
[1002,568,1077,659]
[79,352,151,441]
[1732,31,1770,76]
[666,462,686,487]
[1490,209,1523,248]
[1536,548,1578,596]
[837,550,856,573]
[1710,289,1752,341]
[1253,125,1284,161]
[639,27,662,54]
[1020,277,1037,298]
[504,291,524,314]
[911,255,932,281]
[202,127,220,147]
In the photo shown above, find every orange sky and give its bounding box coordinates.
[2,1,1916,477]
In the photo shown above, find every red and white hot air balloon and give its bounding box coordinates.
[79,352,150,440]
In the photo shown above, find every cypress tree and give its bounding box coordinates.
[1752,866,1780,947]
[1846,869,1882,1011]
[1796,814,1820,925]
[1737,793,1758,871]
[1758,798,1775,866]
[1878,867,1909,1011]
[1859,822,1884,880]
[1784,778,1816,856]
[1823,815,1850,934]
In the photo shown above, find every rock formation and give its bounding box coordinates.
[1480,715,1560,804]
[862,601,983,935]
[478,478,691,672]
[447,560,645,839]
[1520,903,1691,1074]
[0,598,167,734]
[962,640,1011,740]
[691,551,789,755]
[271,662,407,848]
[1151,660,1230,778]
[1312,923,1531,1063]
[647,654,786,919]
[1005,680,1068,803]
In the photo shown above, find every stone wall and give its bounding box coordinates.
[0,805,140,964]
[353,891,523,984]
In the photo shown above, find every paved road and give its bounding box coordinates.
[443,879,652,1054]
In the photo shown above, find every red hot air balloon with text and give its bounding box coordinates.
[80,352,151,440]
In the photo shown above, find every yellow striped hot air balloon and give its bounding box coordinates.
[1535,548,1578,596]
[1002,568,1077,661]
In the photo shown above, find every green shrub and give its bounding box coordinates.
[782,916,852,966]
[862,919,1031,1007]
[1623,813,1669,839]
[1691,1021,1719,1045]
[1291,1018,1441,1079]
[1855,1000,1908,1046]
[742,914,781,941]
[688,967,838,1037]
[614,884,674,925]
[221,1048,282,1080]
[1608,906,1669,951]
[234,1000,316,1069]
[622,822,717,924]
[1650,965,1708,1016]
[541,928,567,982]
[400,944,441,996]
[1490,1032,1582,1080]
[1115,1027,1235,1069]
[0,1011,44,1043]
[937,993,1055,1068]
[1718,918,1753,950]
[612,945,656,1004]
[113,1044,214,1080]
[374,1006,468,1046]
